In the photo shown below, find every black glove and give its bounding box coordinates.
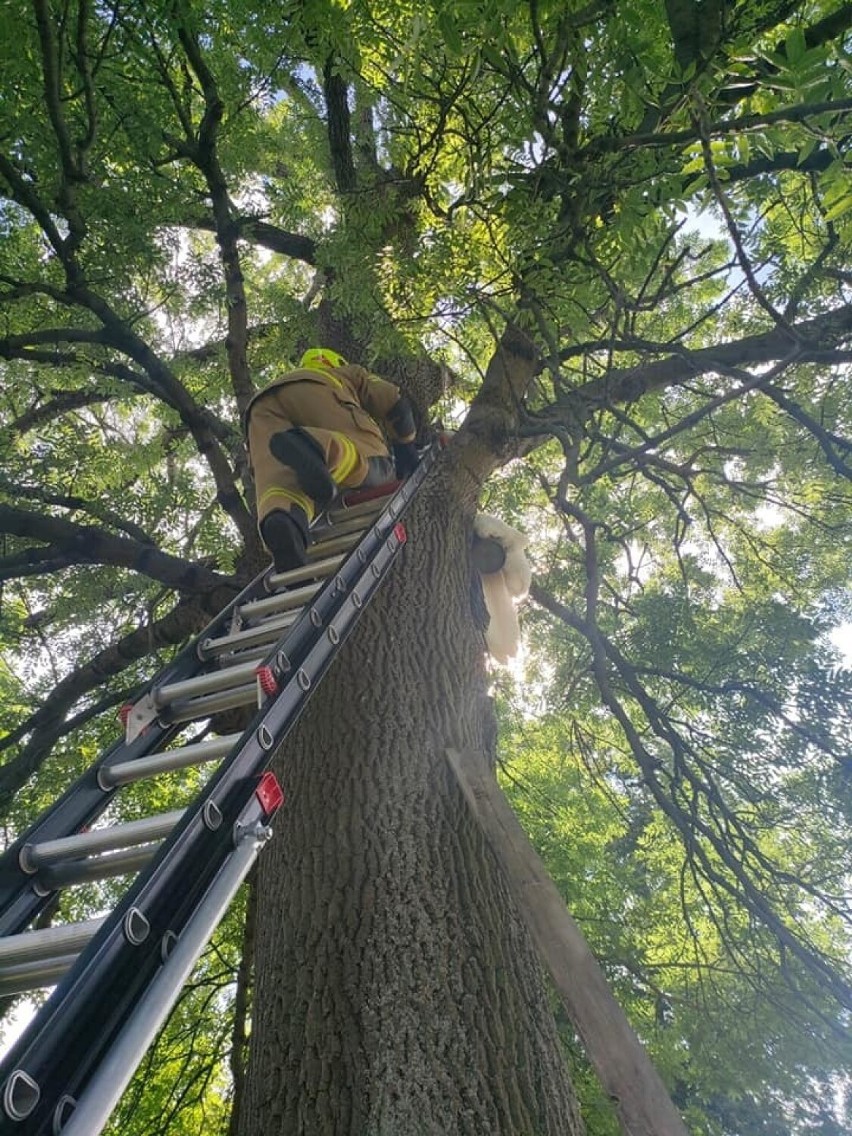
[392,441,420,479]
[387,395,416,440]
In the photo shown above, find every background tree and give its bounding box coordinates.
[1,0,850,1133]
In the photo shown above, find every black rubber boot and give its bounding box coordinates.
[260,507,309,573]
[268,428,337,510]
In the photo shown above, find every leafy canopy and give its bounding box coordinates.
[1,0,851,1132]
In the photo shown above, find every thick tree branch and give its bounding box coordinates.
[236,218,317,264]
[8,387,141,434]
[687,143,846,189]
[0,544,81,582]
[535,304,852,432]
[628,3,849,143]
[0,340,233,446]
[174,6,253,416]
[0,343,155,394]
[454,322,541,495]
[717,3,852,106]
[0,285,252,541]
[577,356,797,484]
[1,50,252,540]
[323,57,357,193]
[186,215,317,265]
[31,0,88,253]
[761,382,852,477]
[67,289,254,539]
[72,0,99,158]
[1,327,110,348]
[0,155,66,255]
[664,0,725,74]
[0,505,236,593]
[0,483,153,545]
[635,663,848,766]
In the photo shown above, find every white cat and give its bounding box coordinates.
[473,514,532,663]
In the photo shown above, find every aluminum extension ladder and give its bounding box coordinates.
[0,452,433,1135]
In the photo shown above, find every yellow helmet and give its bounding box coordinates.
[300,347,347,370]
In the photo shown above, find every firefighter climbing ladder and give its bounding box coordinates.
[0,450,434,1135]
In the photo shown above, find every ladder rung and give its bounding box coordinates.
[306,529,362,559]
[0,918,104,968]
[266,552,345,589]
[100,734,241,788]
[154,659,260,708]
[20,810,184,871]
[238,581,321,622]
[0,917,106,995]
[310,513,371,541]
[40,844,160,890]
[165,683,257,724]
[329,489,396,521]
[198,611,299,659]
[209,644,272,669]
[0,954,77,997]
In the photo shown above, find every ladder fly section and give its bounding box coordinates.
[0,452,434,1135]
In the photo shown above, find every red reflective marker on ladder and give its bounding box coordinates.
[255,771,285,816]
[255,666,278,698]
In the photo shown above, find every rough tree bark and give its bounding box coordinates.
[237,462,583,1135]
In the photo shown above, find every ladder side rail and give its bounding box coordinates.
[0,469,402,890]
[0,490,395,931]
[0,453,434,1131]
[0,721,180,937]
[195,465,422,705]
[0,557,284,932]
[58,789,275,1136]
[4,782,280,1136]
[1,460,422,890]
[0,500,415,1132]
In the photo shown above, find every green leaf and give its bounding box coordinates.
[437,11,463,54]
[785,27,807,64]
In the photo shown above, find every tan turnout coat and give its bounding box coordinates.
[246,363,413,525]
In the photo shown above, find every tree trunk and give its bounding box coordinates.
[236,468,583,1135]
